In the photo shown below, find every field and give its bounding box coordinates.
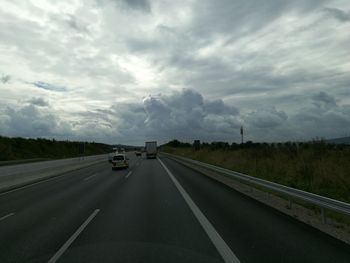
[162,141,350,203]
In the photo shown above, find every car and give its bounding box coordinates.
[135,151,142,156]
[111,154,129,169]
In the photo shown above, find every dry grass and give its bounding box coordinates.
[163,144,350,203]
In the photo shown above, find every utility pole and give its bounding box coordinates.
[240,126,244,144]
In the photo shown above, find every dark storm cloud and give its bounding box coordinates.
[312,92,337,107]
[112,89,242,142]
[32,81,67,92]
[1,89,349,144]
[245,107,288,129]
[324,7,350,22]
[2,105,60,137]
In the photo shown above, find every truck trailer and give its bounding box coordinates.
[145,141,157,159]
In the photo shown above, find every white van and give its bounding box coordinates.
[111,154,129,169]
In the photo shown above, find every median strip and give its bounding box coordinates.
[0,172,73,197]
[0,154,108,194]
[48,209,100,263]
[158,158,240,263]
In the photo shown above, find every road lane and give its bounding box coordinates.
[0,154,137,262]
[48,209,101,263]
[160,156,350,263]
[58,157,224,263]
[1,151,349,263]
[158,158,239,263]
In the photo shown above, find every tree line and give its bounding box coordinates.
[0,136,112,161]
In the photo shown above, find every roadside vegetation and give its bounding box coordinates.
[0,136,112,162]
[162,140,350,203]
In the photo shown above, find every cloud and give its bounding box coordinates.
[100,0,151,12]
[1,105,64,138]
[115,89,242,142]
[26,97,49,107]
[245,107,288,129]
[122,0,151,11]
[312,91,337,108]
[1,89,349,144]
[324,7,350,22]
[64,14,89,33]
[0,1,349,144]
[1,74,10,84]
[32,82,67,92]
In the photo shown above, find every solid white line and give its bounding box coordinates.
[125,171,132,178]
[48,209,100,263]
[0,212,14,221]
[83,173,98,181]
[158,158,240,263]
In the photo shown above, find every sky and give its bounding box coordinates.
[0,0,350,145]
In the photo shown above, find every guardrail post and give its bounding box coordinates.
[321,207,326,224]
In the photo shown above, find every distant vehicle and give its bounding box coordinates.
[108,152,117,162]
[118,148,125,153]
[111,154,129,169]
[145,141,157,159]
[135,151,142,156]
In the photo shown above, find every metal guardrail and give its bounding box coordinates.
[161,152,350,223]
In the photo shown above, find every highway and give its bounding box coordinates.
[0,153,349,262]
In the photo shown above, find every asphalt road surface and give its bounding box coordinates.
[0,153,349,263]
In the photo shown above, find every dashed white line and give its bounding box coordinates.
[158,158,240,263]
[0,212,14,222]
[48,209,100,263]
[125,171,132,178]
[83,173,98,181]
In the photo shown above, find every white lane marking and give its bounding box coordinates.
[0,212,14,222]
[125,171,132,179]
[83,173,98,181]
[48,209,100,263]
[158,158,240,263]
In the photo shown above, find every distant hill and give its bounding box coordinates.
[326,136,350,144]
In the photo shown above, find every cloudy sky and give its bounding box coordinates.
[0,0,349,145]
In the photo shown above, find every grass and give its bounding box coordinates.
[162,143,350,203]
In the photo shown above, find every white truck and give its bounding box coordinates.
[145,141,157,159]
